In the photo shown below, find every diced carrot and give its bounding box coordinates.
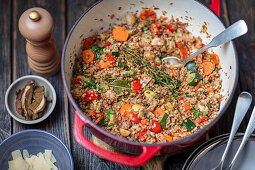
[207,87,214,93]
[82,49,95,64]
[165,135,173,142]
[196,116,208,124]
[184,101,191,112]
[172,69,177,77]
[154,107,165,115]
[83,37,94,49]
[210,53,220,65]
[139,9,156,20]
[151,22,161,35]
[202,61,215,76]
[98,62,111,69]
[173,133,179,137]
[112,27,129,42]
[94,114,104,125]
[176,41,189,60]
[141,120,148,126]
[195,81,201,92]
[120,104,133,118]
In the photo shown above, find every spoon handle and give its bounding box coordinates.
[218,92,252,169]
[226,106,255,170]
[182,20,247,65]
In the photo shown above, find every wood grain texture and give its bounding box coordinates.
[12,0,70,149]
[0,0,12,142]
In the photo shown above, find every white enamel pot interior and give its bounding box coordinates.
[62,0,238,166]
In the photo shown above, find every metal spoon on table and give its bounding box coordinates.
[224,106,255,170]
[162,20,248,67]
[212,92,252,170]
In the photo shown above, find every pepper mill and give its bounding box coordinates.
[18,7,60,76]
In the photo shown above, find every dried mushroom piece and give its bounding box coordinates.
[15,79,47,120]
[16,80,35,119]
[27,86,47,120]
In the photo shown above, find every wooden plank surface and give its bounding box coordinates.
[12,0,70,149]
[0,0,12,142]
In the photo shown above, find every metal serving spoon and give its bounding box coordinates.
[162,20,248,67]
[224,106,255,170]
[212,92,252,170]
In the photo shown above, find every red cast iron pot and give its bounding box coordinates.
[62,0,238,166]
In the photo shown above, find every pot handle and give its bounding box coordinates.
[209,0,220,16]
[73,112,162,167]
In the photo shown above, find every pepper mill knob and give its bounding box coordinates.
[18,7,60,76]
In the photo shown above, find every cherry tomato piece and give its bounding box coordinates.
[150,120,162,133]
[132,80,142,91]
[131,114,141,123]
[139,130,147,139]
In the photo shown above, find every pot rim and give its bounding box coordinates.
[61,0,239,147]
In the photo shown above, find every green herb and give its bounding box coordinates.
[118,61,124,68]
[180,45,185,48]
[92,46,105,59]
[191,109,199,118]
[159,113,168,129]
[98,85,104,93]
[108,123,114,127]
[113,39,117,43]
[126,67,130,71]
[206,103,212,108]
[126,46,130,49]
[143,27,148,31]
[82,69,86,76]
[203,91,209,96]
[86,103,91,107]
[155,66,159,71]
[109,80,131,95]
[218,105,220,111]
[156,53,162,59]
[112,51,119,57]
[122,47,180,93]
[200,112,207,116]
[185,93,193,97]
[135,18,139,23]
[144,33,153,39]
[106,109,115,121]
[122,71,137,78]
[99,119,106,126]
[201,79,206,84]
[183,118,196,131]
[145,22,148,26]
[149,116,153,120]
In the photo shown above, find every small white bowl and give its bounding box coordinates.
[5,75,56,124]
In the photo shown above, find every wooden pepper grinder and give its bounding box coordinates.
[18,7,60,76]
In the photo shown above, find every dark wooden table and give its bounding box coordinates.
[0,0,254,169]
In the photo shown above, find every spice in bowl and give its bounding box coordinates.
[15,80,49,120]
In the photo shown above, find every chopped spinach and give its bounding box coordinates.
[86,103,91,107]
[106,109,115,121]
[159,113,168,129]
[113,39,117,43]
[191,109,199,118]
[112,51,119,57]
[99,119,106,126]
[126,67,130,71]
[92,46,104,59]
[108,123,114,127]
[203,91,209,96]
[207,103,212,108]
[118,61,124,68]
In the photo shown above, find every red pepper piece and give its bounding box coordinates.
[164,24,175,33]
[150,120,162,133]
[83,90,99,102]
[132,80,142,91]
[139,129,147,139]
[105,42,111,47]
[196,116,208,124]
[107,55,116,62]
[83,37,94,49]
[176,41,189,60]
[75,78,82,85]
[131,114,141,123]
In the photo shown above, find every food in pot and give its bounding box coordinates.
[8,149,58,170]
[16,80,47,120]
[71,9,222,143]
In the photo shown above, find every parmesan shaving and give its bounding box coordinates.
[8,149,58,170]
